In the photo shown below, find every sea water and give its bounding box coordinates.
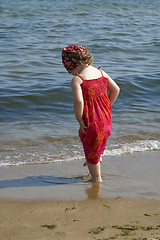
[0,0,160,166]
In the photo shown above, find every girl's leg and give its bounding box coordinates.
[83,156,102,167]
[87,161,103,182]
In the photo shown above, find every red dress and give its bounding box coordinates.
[77,68,112,164]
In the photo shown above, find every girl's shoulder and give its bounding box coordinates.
[100,70,114,84]
[71,75,83,88]
[100,69,109,78]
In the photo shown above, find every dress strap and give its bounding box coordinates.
[98,67,103,77]
[76,72,85,81]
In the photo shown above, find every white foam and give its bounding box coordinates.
[0,140,159,167]
[103,140,160,157]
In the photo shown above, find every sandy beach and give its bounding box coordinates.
[0,151,160,239]
[0,198,160,240]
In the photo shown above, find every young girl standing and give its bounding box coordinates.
[62,44,120,182]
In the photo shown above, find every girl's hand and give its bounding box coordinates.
[79,119,87,133]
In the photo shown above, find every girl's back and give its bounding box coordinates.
[76,65,103,82]
[76,66,110,101]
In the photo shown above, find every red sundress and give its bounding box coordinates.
[77,68,112,165]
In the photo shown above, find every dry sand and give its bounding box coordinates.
[0,198,160,240]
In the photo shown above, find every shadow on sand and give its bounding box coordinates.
[0,175,83,189]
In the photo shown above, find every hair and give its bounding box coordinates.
[65,49,94,66]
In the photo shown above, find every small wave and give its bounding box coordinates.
[103,140,160,157]
[0,140,159,167]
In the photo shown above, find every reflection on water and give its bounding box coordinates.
[85,182,102,199]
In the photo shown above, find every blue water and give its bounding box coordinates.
[0,0,160,166]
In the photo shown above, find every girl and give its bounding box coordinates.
[62,44,120,182]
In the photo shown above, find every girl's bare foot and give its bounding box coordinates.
[87,176,103,183]
[83,173,92,181]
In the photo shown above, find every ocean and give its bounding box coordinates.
[0,0,160,167]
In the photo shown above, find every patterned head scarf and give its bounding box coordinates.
[62,44,86,73]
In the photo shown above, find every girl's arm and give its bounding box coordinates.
[71,76,87,133]
[103,71,120,104]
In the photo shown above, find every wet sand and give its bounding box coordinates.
[0,151,159,200]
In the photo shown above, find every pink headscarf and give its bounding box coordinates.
[62,44,86,73]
